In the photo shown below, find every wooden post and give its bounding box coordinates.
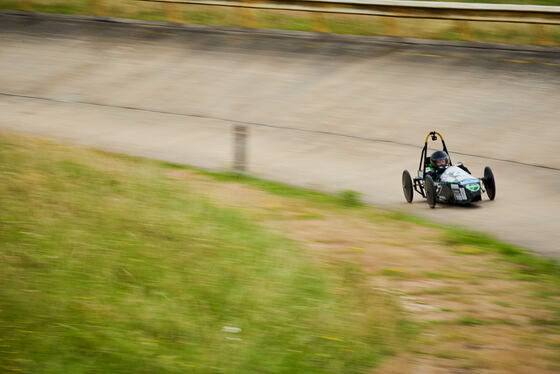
[233,125,248,173]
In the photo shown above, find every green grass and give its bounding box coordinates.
[2,131,560,372]
[379,269,409,277]
[193,168,366,209]
[195,165,560,288]
[530,317,560,326]
[411,287,461,296]
[493,300,513,307]
[336,190,364,207]
[170,161,560,289]
[433,350,465,360]
[422,271,471,279]
[443,229,560,281]
[457,316,485,325]
[1,0,559,46]
[378,212,560,287]
[454,316,519,326]
[0,134,412,374]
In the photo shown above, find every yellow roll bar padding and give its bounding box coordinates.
[425,131,445,143]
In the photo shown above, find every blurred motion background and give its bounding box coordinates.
[1,0,560,45]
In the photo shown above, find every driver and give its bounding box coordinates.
[427,150,450,181]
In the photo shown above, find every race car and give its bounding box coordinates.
[402,131,496,208]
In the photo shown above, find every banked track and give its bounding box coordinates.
[1,11,560,257]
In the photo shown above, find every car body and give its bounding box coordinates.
[434,166,482,204]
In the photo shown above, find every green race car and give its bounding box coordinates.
[402,131,496,208]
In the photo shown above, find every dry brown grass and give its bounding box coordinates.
[166,168,560,374]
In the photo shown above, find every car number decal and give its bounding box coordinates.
[466,183,480,192]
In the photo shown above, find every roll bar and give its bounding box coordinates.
[418,131,452,172]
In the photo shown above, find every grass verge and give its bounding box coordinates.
[1,0,559,46]
[195,164,560,283]
[2,131,559,373]
[181,162,560,285]
[0,132,413,373]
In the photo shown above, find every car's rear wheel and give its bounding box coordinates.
[425,175,436,208]
[402,170,413,203]
[483,166,496,200]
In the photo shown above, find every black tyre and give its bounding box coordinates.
[425,175,436,209]
[402,170,413,203]
[483,166,496,200]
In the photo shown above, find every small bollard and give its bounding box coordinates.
[233,125,248,173]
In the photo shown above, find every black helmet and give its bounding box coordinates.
[430,150,449,173]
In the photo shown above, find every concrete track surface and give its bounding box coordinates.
[1,11,560,257]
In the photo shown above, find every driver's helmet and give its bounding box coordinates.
[430,150,450,173]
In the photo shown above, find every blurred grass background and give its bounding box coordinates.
[0,0,559,45]
[1,132,559,373]
[0,132,414,373]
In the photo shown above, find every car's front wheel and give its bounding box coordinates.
[425,175,436,209]
[483,166,496,200]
